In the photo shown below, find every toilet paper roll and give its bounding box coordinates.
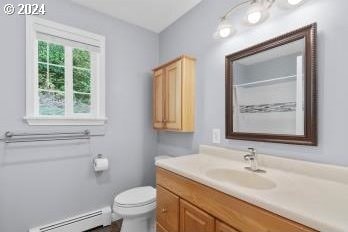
[94,157,109,172]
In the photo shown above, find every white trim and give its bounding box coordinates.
[296,55,304,135]
[25,116,108,126]
[29,206,111,232]
[65,46,73,116]
[29,16,104,47]
[26,16,106,125]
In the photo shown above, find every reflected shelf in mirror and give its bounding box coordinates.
[233,74,298,88]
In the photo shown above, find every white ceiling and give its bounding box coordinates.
[71,0,202,33]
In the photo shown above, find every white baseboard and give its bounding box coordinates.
[29,207,111,232]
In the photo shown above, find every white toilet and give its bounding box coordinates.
[113,156,171,232]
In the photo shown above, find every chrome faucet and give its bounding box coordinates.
[244,148,266,173]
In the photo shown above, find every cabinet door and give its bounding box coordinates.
[157,223,169,232]
[216,221,239,232]
[165,61,182,130]
[180,199,215,232]
[157,185,179,232]
[153,69,165,129]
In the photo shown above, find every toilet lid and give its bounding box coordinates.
[114,186,156,207]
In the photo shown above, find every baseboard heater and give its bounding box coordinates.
[29,207,111,232]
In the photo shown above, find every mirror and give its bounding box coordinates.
[226,24,317,145]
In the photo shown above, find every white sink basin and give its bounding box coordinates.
[205,168,276,190]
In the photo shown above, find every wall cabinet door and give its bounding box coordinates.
[152,55,195,132]
[153,69,165,129]
[157,186,179,232]
[165,60,182,130]
[180,199,215,232]
[216,221,239,232]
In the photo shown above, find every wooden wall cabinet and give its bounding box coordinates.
[153,56,196,132]
[156,168,317,232]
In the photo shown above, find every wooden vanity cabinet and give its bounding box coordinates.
[153,56,196,132]
[216,221,240,232]
[156,167,318,232]
[180,199,215,232]
[157,223,169,232]
[156,185,179,232]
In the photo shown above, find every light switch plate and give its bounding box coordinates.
[212,129,221,144]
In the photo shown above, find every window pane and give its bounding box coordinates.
[73,68,90,93]
[38,63,47,89]
[38,41,47,62]
[73,49,90,69]
[39,91,65,115]
[74,93,91,113]
[49,65,65,91]
[49,43,64,65]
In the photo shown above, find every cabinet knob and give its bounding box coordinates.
[161,208,167,213]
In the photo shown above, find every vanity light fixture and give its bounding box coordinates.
[214,0,306,39]
[246,0,267,24]
[214,18,235,39]
[287,0,304,5]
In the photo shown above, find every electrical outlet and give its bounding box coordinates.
[212,129,221,144]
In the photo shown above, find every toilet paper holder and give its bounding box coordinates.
[95,154,104,159]
[93,154,109,172]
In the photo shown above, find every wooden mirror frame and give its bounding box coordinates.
[225,24,317,146]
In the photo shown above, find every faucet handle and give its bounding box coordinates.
[248,147,255,154]
[244,154,253,161]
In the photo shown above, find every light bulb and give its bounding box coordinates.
[288,0,304,5]
[214,18,235,39]
[219,28,232,38]
[246,0,266,25]
[247,11,262,24]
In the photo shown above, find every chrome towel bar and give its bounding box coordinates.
[0,130,103,143]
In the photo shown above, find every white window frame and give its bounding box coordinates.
[25,16,106,125]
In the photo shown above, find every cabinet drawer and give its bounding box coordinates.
[216,220,239,232]
[156,185,179,232]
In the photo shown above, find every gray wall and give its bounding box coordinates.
[0,0,158,231]
[1,0,348,231]
[158,0,348,166]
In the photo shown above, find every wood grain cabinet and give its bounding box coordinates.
[180,199,215,232]
[216,221,239,232]
[156,186,179,232]
[156,168,318,232]
[153,56,196,132]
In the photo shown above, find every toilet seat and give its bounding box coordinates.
[114,186,156,208]
[113,201,156,217]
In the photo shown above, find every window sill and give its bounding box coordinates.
[24,116,108,126]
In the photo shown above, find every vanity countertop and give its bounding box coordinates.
[155,145,348,232]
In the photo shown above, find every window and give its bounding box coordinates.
[26,16,106,125]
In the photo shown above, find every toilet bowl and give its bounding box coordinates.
[113,186,156,232]
[113,155,172,232]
